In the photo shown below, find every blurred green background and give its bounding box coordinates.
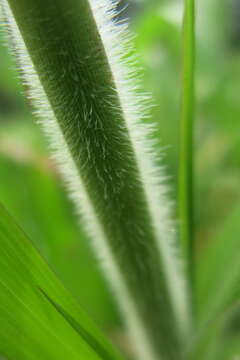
[1,0,240,349]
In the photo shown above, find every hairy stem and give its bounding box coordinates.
[2,0,191,358]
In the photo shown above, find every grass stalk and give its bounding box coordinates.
[179,0,196,282]
[2,0,191,359]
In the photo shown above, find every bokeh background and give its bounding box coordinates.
[1,0,240,350]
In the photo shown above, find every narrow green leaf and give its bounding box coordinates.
[38,288,118,360]
[0,203,124,360]
[1,0,191,359]
[179,0,196,284]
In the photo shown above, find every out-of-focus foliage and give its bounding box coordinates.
[134,0,240,247]
[134,3,240,354]
[1,0,240,356]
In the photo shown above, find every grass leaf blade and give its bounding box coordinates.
[0,202,124,360]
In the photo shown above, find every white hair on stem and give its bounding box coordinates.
[89,0,190,335]
[0,0,191,359]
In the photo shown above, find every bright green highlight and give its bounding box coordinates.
[0,203,124,360]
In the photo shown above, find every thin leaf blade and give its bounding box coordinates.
[0,203,124,360]
[179,0,196,274]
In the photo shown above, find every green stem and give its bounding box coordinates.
[179,0,195,279]
[179,0,196,333]
[3,0,190,359]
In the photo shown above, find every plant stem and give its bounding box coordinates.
[179,0,195,280]
[3,0,191,359]
[179,0,196,332]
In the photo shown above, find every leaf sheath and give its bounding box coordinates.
[2,0,191,358]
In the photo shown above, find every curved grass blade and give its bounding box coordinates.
[1,0,191,358]
[0,202,124,360]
